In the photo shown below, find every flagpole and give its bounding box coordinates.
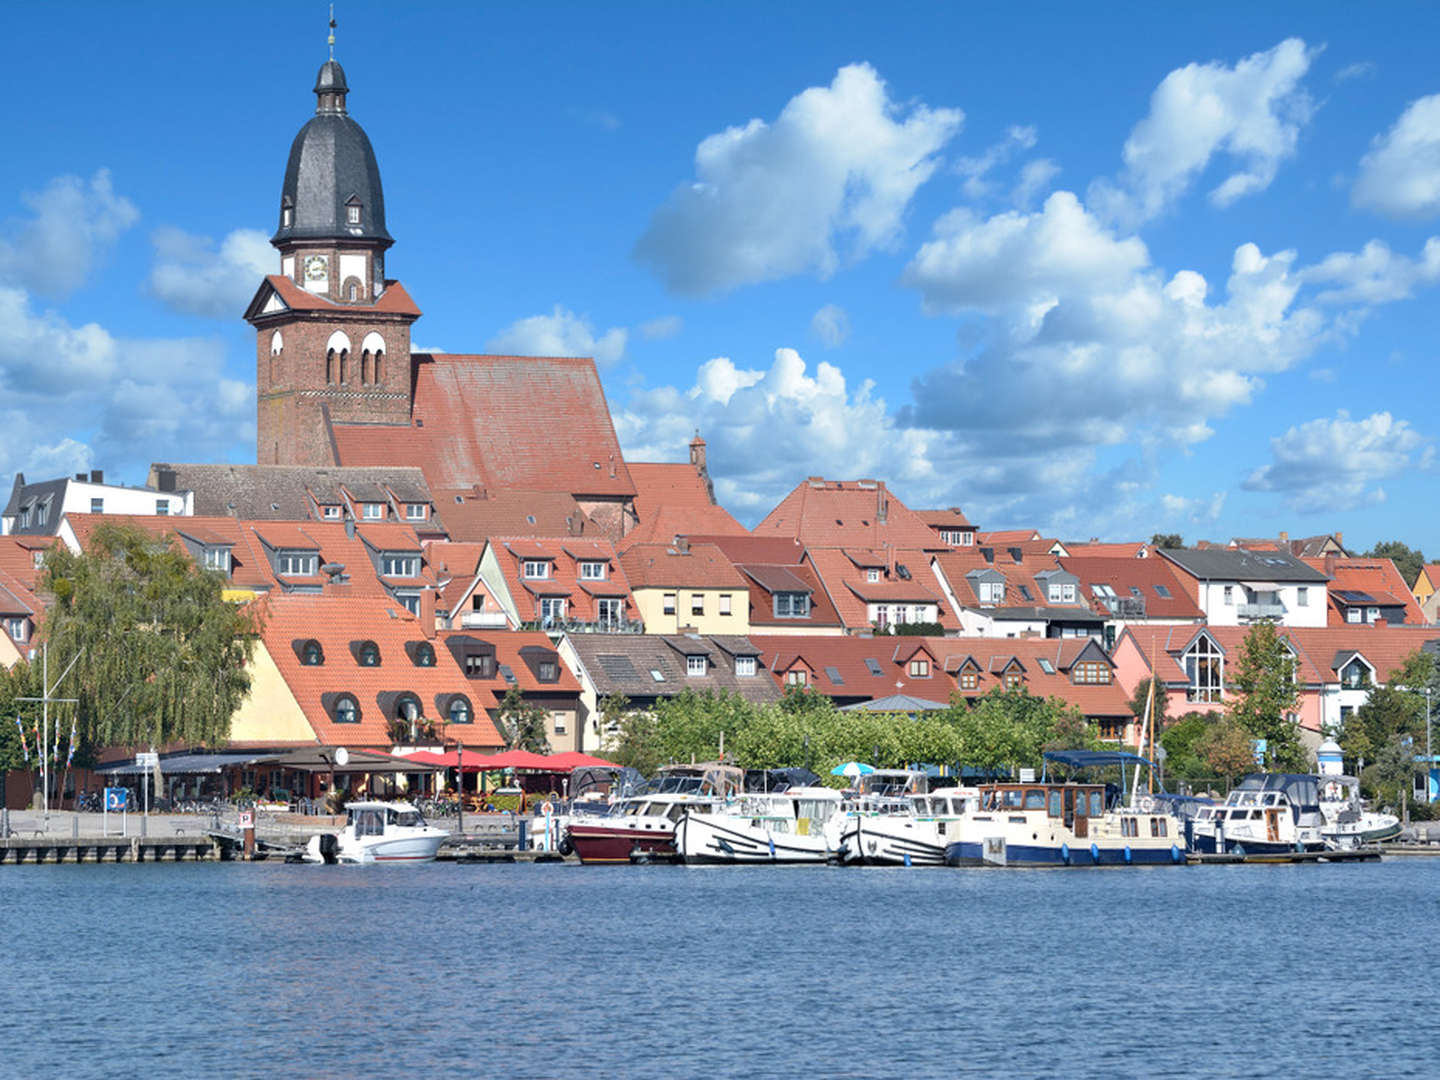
[18,643,81,823]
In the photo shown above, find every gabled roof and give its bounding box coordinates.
[933,548,1093,619]
[913,508,975,530]
[1057,555,1204,620]
[1063,540,1151,559]
[806,548,954,630]
[149,463,438,528]
[565,633,781,703]
[735,562,844,630]
[754,478,939,550]
[625,463,747,545]
[694,534,807,565]
[331,353,635,500]
[1160,547,1328,583]
[1302,556,1426,625]
[618,542,747,590]
[435,488,589,544]
[245,274,422,320]
[488,536,635,624]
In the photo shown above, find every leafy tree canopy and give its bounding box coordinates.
[1195,716,1257,783]
[495,685,550,753]
[1341,648,1435,772]
[37,522,258,750]
[1225,621,1305,770]
[1150,533,1184,550]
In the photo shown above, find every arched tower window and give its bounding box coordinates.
[326,349,335,384]
[325,332,352,388]
[362,332,386,385]
[361,350,371,385]
[339,348,349,383]
[374,348,384,383]
[270,330,284,357]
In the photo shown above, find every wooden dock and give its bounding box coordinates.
[0,836,220,864]
[1188,847,1382,865]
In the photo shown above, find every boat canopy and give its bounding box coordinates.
[1043,750,1154,770]
[1235,773,1320,807]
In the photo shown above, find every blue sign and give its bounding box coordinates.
[1252,739,1267,766]
[104,787,128,812]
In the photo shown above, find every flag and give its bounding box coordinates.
[15,717,27,764]
[66,717,77,767]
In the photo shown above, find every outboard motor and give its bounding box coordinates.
[318,833,340,865]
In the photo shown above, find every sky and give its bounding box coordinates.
[3,2,1439,553]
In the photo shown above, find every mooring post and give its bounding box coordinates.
[72,814,79,839]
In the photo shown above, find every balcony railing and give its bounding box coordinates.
[521,618,645,635]
[1102,596,1146,618]
[1238,601,1286,620]
[460,611,510,629]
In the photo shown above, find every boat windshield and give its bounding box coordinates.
[393,809,425,828]
[349,808,385,837]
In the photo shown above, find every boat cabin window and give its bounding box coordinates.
[644,802,669,816]
[1048,791,1062,817]
[396,810,422,827]
[351,809,384,837]
[1089,791,1103,817]
[1151,817,1167,837]
[1024,789,1045,810]
[666,804,688,823]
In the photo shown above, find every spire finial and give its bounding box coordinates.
[328,4,337,61]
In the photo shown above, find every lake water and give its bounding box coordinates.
[2,858,1436,1079]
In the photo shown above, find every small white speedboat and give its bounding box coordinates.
[303,800,450,864]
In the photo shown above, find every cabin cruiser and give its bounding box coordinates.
[674,787,846,864]
[840,787,978,866]
[566,762,742,864]
[1318,774,1400,847]
[944,751,1187,867]
[302,800,450,864]
[1190,774,1327,855]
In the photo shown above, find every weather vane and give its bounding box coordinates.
[328,4,337,60]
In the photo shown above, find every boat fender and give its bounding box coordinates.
[1170,844,1182,863]
[1090,843,1100,863]
[1123,845,1132,865]
[1060,843,1070,865]
[557,832,574,857]
[903,852,911,868]
[318,833,340,865]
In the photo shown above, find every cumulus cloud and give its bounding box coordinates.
[1011,159,1061,210]
[638,315,683,341]
[147,227,272,318]
[1160,491,1228,525]
[1353,94,1440,219]
[634,63,963,296]
[1242,410,1431,512]
[955,125,1036,199]
[1089,38,1316,225]
[0,169,139,297]
[487,305,627,367]
[810,304,850,348]
[1301,237,1440,305]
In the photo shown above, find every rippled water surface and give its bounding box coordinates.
[2,858,1436,1078]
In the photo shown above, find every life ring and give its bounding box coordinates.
[540,800,555,816]
[1138,795,1156,814]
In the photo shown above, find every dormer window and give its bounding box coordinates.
[960,671,979,691]
[413,642,435,667]
[333,695,359,724]
[579,561,606,580]
[357,641,381,667]
[464,653,496,679]
[281,197,294,228]
[785,669,808,686]
[524,560,550,579]
[735,656,757,677]
[909,658,930,678]
[1184,634,1224,703]
[866,568,880,583]
[347,202,361,224]
[539,660,560,681]
[322,505,342,520]
[278,551,318,576]
[1341,658,1370,690]
[1048,583,1076,603]
[1004,672,1023,691]
[405,504,428,521]
[381,554,420,578]
[774,592,811,618]
[979,581,1005,604]
[203,547,231,574]
[362,503,384,520]
[1072,661,1111,685]
[448,696,472,725]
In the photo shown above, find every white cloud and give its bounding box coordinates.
[1242,410,1431,512]
[1353,94,1440,219]
[955,125,1036,200]
[1011,159,1061,210]
[1088,38,1316,225]
[487,305,627,367]
[1301,237,1440,305]
[638,315,683,341]
[147,227,272,318]
[634,63,963,296]
[810,304,850,348]
[0,169,139,297]
[1160,491,1228,525]
[1335,61,1377,84]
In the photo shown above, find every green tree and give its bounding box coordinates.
[609,707,661,775]
[1195,717,1257,783]
[1150,533,1184,550]
[1371,733,1418,816]
[1158,712,1215,782]
[39,521,258,749]
[1128,676,1171,737]
[495,685,549,752]
[1363,540,1425,588]
[1341,649,1435,773]
[1225,621,1304,770]
[949,688,1073,774]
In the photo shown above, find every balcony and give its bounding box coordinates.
[521,618,645,635]
[460,611,510,629]
[1238,601,1286,621]
[1102,596,1146,619]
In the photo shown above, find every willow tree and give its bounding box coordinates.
[39,521,259,749]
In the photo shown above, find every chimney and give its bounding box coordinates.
[157,468,177,493]
[322,562,348,585]
[1374,617,1387,629]
[1324,553,1337,577]
[877,492,888,526]
[90,469,104,484]
[1335,532,1343,548]
[345,517,355,539]
[1279,531,1289,542]
[75,473,86,482]
[420,586,437,639]
[609,453,616,479]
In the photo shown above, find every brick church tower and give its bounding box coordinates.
[245,56,421,466]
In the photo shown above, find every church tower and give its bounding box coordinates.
[245,52,421,466]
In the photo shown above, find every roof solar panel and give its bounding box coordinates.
[596,654,638,680]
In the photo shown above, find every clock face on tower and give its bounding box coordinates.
[304,255,327,281]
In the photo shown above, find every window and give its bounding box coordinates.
[448,697,471,724]
[867,568,881,583]
[538,660,560,681]
[32,550,43,570]
[90,498,103,514]
[471,594,486,612]
[1048,584,1062,603]
[1154,584,1172,599]
[362,503,384,520]
[282,206,293,227]
[909,658,930,678]
[596,597,624,626]
[960,671,979,691]
[398,594,420,616]
[979,581,1005,604]
[1296,586,1308,606]
[464,653,496,678]
[1184,634,1224,703]
[686,655,707,677]
[785,669,808,686]
[1346,607,1363,624]
[1341,659,1370,690]
[347,204,360,224]
[579,561,605,580]
[322,505,342,520]
[959,532,974,546]
[1073,661,1111,685]
[278,551,318,576]
[540,597,566,623]
[334,696,359,724]
[155,500,169,516]
[1004,672,1023,690]
[5,617,29,643]
[358,641,380,667]
[774,592,811,618]
[691,594,705,617]
[1223,585,1234,605]
[735,656,757,677]
[414,642,435,667]
[301,640,324,665]
[405,504,427,521]
[381,554,420,578]
[663,593,677,616]
[552,712,567,735]
[1366,606,1379,623]
[524,560,550,579]
[719,594,732,616]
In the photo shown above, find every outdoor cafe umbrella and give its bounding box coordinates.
[831,761,876,779]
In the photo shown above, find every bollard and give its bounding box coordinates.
[240,808,256,858]
[517,816,528,851]
[73,815,79,839]
[141,812,148,838]
[2,808,8,837]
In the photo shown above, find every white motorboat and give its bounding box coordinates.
[841,787,978,866]
[1190,774,1327,855]
[1318,774,1400,847]
[303,800,450,864]
[565,762,743,864]
[674,787,846,864]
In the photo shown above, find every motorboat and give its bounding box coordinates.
[840,787,978,866]
[944,751,1187,867]
[302,800,450,864]
[1318,774,1400,847]
[565,762,742,864]
[674,787,846,864]
[1190,774,1327,855]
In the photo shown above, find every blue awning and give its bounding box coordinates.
[1043,749,1154,770]
[95,751,276,775]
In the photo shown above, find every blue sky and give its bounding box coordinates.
[3,2,1438,553]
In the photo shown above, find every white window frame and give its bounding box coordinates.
[1296,586,1308,606]
[909,658,930,678]
[405,503,427,521]
[361,503,385,520]
[691,594,705,617]
[381,554,421,578]
[663,593,676,615]
[540,597,566,622]
[322,505,342,520]
[523,560,550,580]
[203,547,231,574]
[596,597,624,626]
[278,551,318,576]
[4,617,28,643]
[735,656,756,677]
[866,568,880,583]
[686,655,707,677]
[579,561,606,580]
[347,204,361,224]
[719,594,732,616]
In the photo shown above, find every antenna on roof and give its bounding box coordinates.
[327,3,337,60]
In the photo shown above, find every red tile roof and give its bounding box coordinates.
[435,488,591,543]
[489,537,636,623]
[806,548,955,630]
[331,353,635,499]
[754,479,939,550]
[255,274,422,317]
[694,534,807,565]
[1419,564,1440,592]
[1057,555,1204,620]
[619,542,749,590]
[933,548,1089,615]
[1063,541,1152,559]
[1301,556,1427,625]
[620,504,751,549]
[426,542,488,615]
[750,634,1131,717]
[977,529,1044,544]
[736,562,844,630]
[914,508,975,530]
[0,536,56,594]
